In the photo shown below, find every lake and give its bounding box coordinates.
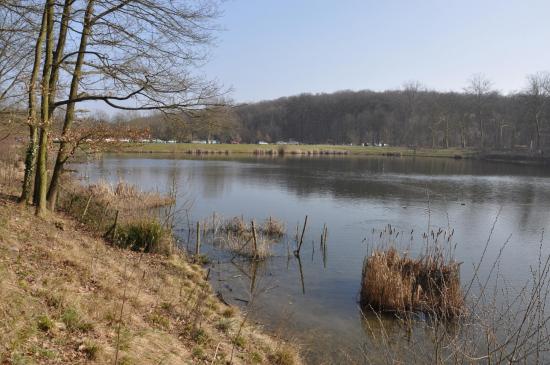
[76,154,550,364]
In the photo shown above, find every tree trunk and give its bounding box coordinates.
[48,0,95,211]
[479,119,484,149]
[19,6,47,204]
[45,0,74,211]
[34,0,55,216]
[444,118,449,149]
[535,113,542,154]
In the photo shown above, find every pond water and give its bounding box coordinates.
[76,154,550,363]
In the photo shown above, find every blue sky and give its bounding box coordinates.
[202,0,550,102]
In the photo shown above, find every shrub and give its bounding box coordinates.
[114,219,170,254]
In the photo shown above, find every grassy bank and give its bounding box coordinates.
[109,143,476,159]
[0,149,300,364]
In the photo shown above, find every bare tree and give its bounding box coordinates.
[0,2,34,140]
[465,73,493,149]
[15,0,223,214]
[193,103,238,143]
[402,80,424,146]
[524,72,550,154]
[0,1,41,203]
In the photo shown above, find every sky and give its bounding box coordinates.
[202,0,550,103]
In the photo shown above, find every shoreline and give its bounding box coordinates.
[104,143,550,166]
[0,170,301,365]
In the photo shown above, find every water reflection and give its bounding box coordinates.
[76,154,550,364]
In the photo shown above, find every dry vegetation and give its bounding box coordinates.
[221,216,285,238]
[87,180,174,210]
[114,142,474,160]
[218,232,274,260]
[359,224,550,364]
[214,216,286,259]
[0,151,301,365]
[361,247,463,318]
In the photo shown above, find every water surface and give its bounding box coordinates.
[77,154,550,363]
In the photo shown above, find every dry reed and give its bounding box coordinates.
[261,216,285,237]
[87,180,174,209]
[360,247,463,318]
[221,215,286,238]
[218,231,273,260]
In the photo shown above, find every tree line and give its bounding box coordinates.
[233,75,550,153]
[129,74,550,155]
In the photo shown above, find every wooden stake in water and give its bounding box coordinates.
[321,223,328,268]
[195,221,201,255]
[251,220,258,259]
[295,215,308,256]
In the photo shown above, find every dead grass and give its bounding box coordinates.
[0,152,301,364]
[261,216,285,237]
[216,216,285,259]
[360,247,463,318]
[0,197,301,364]
[222,216,286,238]
[87,179,174,210]
[0,143,24,196]
[218,231,274,260]
[223,216,249,236]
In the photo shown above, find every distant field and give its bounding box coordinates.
[108,142,477,158]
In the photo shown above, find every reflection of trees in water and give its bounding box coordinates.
[96,154,550,209]
[236,157,550,208]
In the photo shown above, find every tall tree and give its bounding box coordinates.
[524,72,550,154]
[12,0,222,213]
[465,73,493,149]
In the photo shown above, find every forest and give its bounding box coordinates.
[130,75,550,154]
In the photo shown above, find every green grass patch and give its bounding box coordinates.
[232,335,246,348]
[36,314,54,332]
[114,219,170,254]
[61,307,93,332]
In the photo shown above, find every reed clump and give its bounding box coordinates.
[219,231,273,260]
[223,216,249,236]
[216,215,285,259]
[221,216,286,238]
[253,148,278,156]
[360,247,463,318]
[185,148,230,155]
[261,216,285,237]
[87,180,173,209]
